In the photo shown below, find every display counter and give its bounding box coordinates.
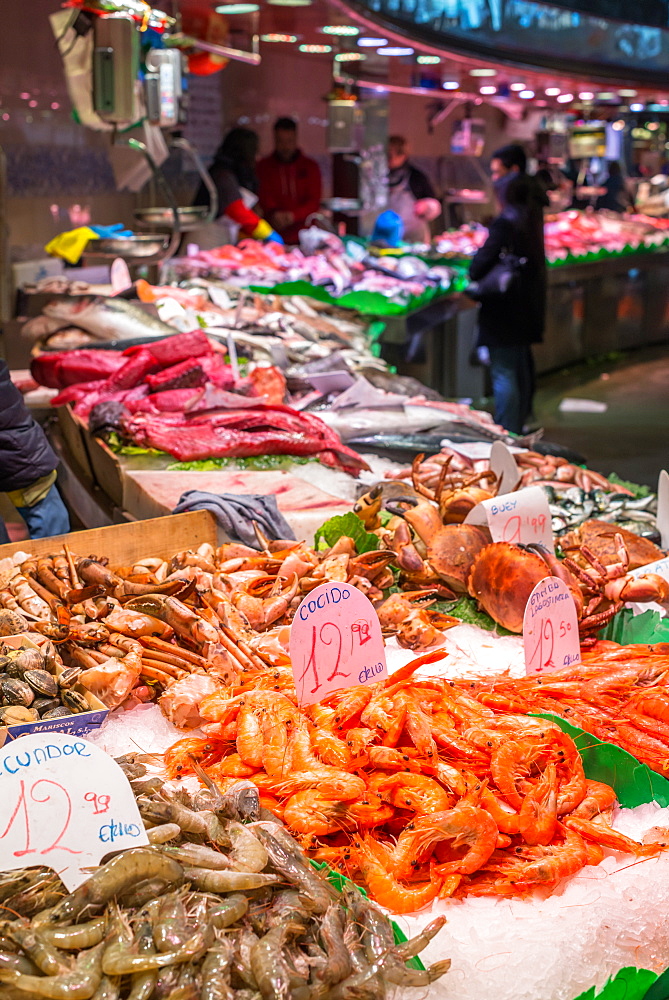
[380,247,669,398]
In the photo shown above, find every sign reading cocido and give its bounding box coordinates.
[290,582,387,706]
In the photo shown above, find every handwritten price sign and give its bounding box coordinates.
[290,583,387,706]
[523,576,581,676]
[626,555,669,617]
[465,485,554,552]
[0,733,148,890]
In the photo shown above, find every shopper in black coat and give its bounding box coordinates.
[469,172,547,434]
[0,362,69,543]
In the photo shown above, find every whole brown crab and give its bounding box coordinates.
[468,534,669,635]
[560,520,663,572]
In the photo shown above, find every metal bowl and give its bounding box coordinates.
[321,197,363,213]
[83,234,171,260]
[134,206,211,231]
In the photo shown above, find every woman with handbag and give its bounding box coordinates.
[468,172,547,435]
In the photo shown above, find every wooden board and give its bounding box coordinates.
[0,510,217,564]
[56,406,95,486]
[85,427,125,508]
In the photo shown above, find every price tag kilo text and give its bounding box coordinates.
[523,576,581,675]
[290,583,387,706]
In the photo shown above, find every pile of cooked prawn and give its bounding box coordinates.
[165,650,667,913]
[0,756,449,1000]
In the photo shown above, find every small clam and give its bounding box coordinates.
[24,669,58,698]
[1,678,35,708]
[0,609,30,636]
[0,656,12,671]
[42,706,72,720]
[5,659,26,679]
[14,650,45,674]
[34,697,62,717]
[0,706,40,725]
[61,689,90,714]
[58,667,82,690]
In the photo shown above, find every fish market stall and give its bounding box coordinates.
[1,495,669,1000]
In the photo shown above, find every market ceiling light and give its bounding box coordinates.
[261,33,297,42]
[596,92,615,99]
[510,82,526,92]
[470,68,496,77]
[479,85,496,95]
[215,3,259,12]
[267,0,311,5]
[619,89,637,97]
[557,93,573,103]
[519,90,534,99]
[545,87,561,96]
[322,24,359,35]
[611,119,625,130]
[357,36,388,46]
[377,46,414,55]
[579,91,594,100]
[648,122,660,130]
[630,102,644,111]
[334,51,365,61]
[417,54,441,64]
[299,43,331,52]
[442,80,460,90]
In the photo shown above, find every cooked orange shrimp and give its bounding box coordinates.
[568,780,616,821]
[564,816,666,857]
[510,826,588,888]
[369,772,451,815]
[518,763,558,846]
[351,835,440,914]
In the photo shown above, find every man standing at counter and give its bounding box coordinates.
[257,118,322,245]
[387,135,441,243]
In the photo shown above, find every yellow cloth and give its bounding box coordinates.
[7,471,57,509]
[45,227,99,265]
[251,219,273,241]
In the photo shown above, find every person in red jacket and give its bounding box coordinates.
[192,127,283,248]
[257,118,322,245]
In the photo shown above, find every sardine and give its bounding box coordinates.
[43,295,175,341]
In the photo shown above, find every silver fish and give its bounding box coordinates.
[42,295,175,341]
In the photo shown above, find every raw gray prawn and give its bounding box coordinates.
[48,850,184,923]
[0,941,104,999]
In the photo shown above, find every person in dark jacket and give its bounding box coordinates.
[192,127,282,249]
[387,135,441,243]
[596,161,634,213]
[469,172,547,435]
[0,362,70,543]
[257,118,322,245]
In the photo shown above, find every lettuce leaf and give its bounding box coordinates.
[605,473,652,498]
[440,594,514,635]
[167,455,316,472]
[314,512,379,554]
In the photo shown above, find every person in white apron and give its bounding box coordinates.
[387,135,441,244]
[191,127,283,250]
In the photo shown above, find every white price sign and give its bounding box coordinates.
[0,733,148,890]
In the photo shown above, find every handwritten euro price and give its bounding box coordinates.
[523,576,581,677]
[482,486,554,552]
[502,513,547,543]
[0,733,148,890]
[290,583,387,706]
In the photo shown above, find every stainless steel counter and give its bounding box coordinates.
[380,249,669,398]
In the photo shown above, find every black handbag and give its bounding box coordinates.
[466,250,527,302]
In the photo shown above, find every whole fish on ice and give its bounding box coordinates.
[43,295,175,342]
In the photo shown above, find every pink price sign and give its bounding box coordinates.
[290,583,387,706]
[523,576,581,676]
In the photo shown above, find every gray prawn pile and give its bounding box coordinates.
[0,758,450,1000]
